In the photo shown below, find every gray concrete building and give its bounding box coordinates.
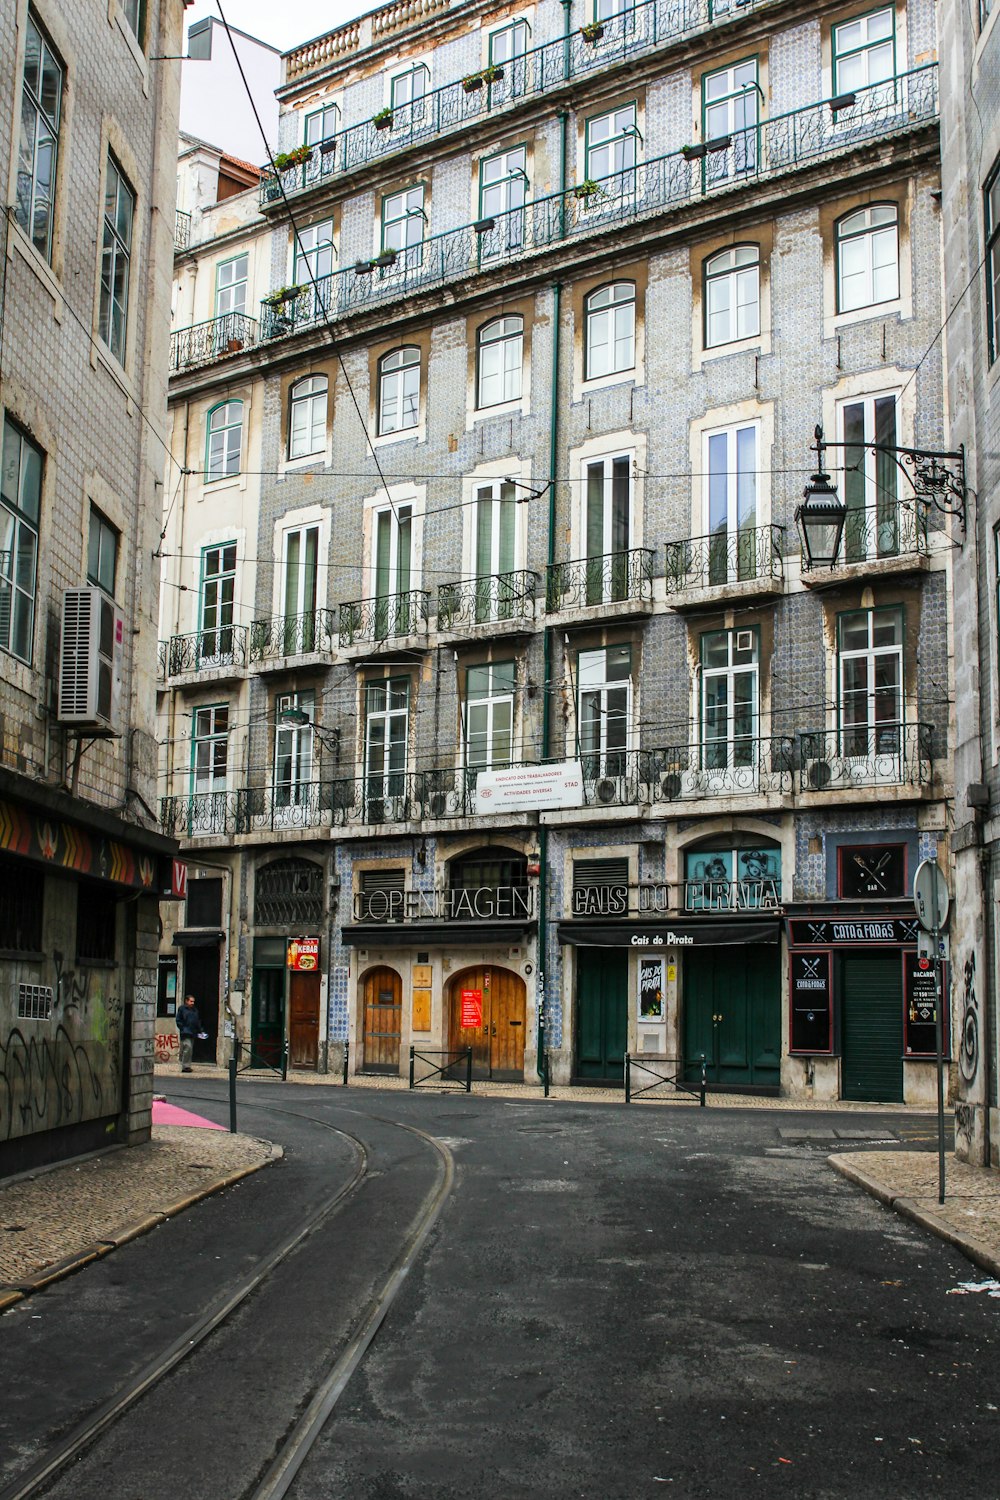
[160,0,953,1105]
[0,0,184,1174]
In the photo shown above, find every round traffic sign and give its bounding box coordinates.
[913,858,950,933]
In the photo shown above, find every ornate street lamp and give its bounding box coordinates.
[795,427,846,569]
[277,706,340,761]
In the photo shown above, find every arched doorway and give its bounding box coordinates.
[361,966,403,1072]
[447,965,526,1081]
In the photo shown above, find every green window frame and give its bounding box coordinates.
[99,152,135,363]
[377,347,420,435]
[0,415,43,665]
[87,505,119,596]
[390,65,429,112]
[584,282,635,381]
[206,400,243,481]
[488,20,529,65]
[120,0,146,45]
[381,186,425,265]
[701,57,758,177]
[832,6,896,94]
[704,245,760,348]
[215,254,248,318]
[15,10,63,264]
[478,147,527,258]
[476,316,523,408]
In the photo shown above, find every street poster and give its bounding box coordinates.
[460,988,483,1028]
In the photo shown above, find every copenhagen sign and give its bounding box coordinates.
[474,761,584,815]
[355,886,534,922]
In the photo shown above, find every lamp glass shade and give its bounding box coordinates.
[796,471,846,569]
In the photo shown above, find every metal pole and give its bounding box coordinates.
[625,1053,631,1104]
[544,1049,550,1098]
[228,1057,237,1134]
[934,915,946,1204]
[281,1038,288,1082]
[465,1046,472,1093]
[409,1044,415,1090]
[342,1038,349,1087]
[700,1057,707,1108]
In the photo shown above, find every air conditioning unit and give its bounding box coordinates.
[806,758,858,791]
[426,791,447,817]
[58,587,123,732]
[594,777,618,804]
[659,769,705,800]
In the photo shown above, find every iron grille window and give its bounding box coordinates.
[449,849,527,892]
[76,882,117,962]
[18,983,53,1020]
[0,859,43,952]
[187,877,223,927]
[255,859,324,926]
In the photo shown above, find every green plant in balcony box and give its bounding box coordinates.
[580,21,605,42]
[481,63,504,83]
[573,179,602,200]
[463,72,483,92]
[263,284,303,307]
[373,107,393,129]
[273,145,312,171]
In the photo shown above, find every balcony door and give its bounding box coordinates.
[374,503,412,638]
[704,422,758,584]
[464,662,515,784]
[578,645,631,787]
[365,677,408,819]
[701,629,758,784]
[584,454,631,604]
[200,542,236,664]
[473,480,517,621]
[479,146,527,258]
[839,394,900,561]
[274,690,314,816]
[838,608,903,776]
[281,524,319,652]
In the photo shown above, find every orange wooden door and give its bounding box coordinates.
[289,971,320,1069]
[362,966,402,1072]
[449,966,525,1080]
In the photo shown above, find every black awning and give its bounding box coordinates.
[172,929,225,947]
[557,919,781,948]
[342,921,535,949]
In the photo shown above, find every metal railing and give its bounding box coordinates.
[159,626,249,678]
[169,312,257,372]
[409,1045,473,1091]
[263,0,774,206]
[625,1054,707,1105]
[665,524,784,594]
[437,569,538,631]
[651,738,795,799]
[174,209,191,252]
[798,721,933,791]
[808,500,928,569]
[160,791,244,837]
[338,588,429,646]
[546,548,654,612]
[249,609,338,662]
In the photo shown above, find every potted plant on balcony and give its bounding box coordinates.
[463,71,484,92]
[273,145,312,171]
[264,284,303,307]
[580,21,605,42]
[375,248,398,269]
[482,63,504,84]
[373,107,394,130]
[573,178,602,201]
[681,142,708,161]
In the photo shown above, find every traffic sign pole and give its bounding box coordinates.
[914,859,948,1204]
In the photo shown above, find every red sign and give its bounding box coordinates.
[460,988,483,1028]
[287,936,320,971]
[171,858,188,900]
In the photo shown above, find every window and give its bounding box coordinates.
[684,842,780,911]
[192,703,229,795]
[578,645,631,780]
[373,503,412,637]
[838,607,903,757]
[832,8,895,93]
[288,375,327,459]
[0,856,43,953]
[99,153,135,362]
[87,506,119,595]
[255,859,324,926]
[596,0,636,19]
[585,104,638,193]
[186,877,223,926]
[275,690,314,808]
[281,523,319,634]
[701,629,758,770]
[704,422,758,583]
[982,0,995,30]
[704,246,760,347]
[293,219,334,283]
[378,347,420,435]
[584,282,635,381]
[583,453,631,603]
[836,205,899,313]
[382,186,425,269]
[76,883,116,963]
[465,662,515,769]
[365,678,409,812]
[206,400,243,480]
[358,866,406,920]
[0,417,42,663]
[987,164,1000,364]
[489,20,529,65]
[838,393,899,560]
[201,543,236,661]
[391,65,428,114]
[702,59,758,178]
[15,11,63,263]
[305,103,340,150]
[472,480,517,620]
[478,147,527,257]
[572,857,629,915]
[120,0,145,43]
[216,255,248,318]
[477,316,523,407]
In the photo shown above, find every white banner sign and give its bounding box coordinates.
[474,761,584,815]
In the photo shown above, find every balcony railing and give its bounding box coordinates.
[437,569,538,631]
[169,312,257,372]
[665,524,784,594]
[570,878,783,917]
[174,209,191,252]
[546,548,654,613]
[160,791,243,838]
[252,67,937,341]
[353,884,535,922]
[158,626,249,679]
[339,589,429,647]
[798,722,933,791]
[650,738,795,800]
[264,0,773,206]
[249,609,338,662]
[804,501,928,569]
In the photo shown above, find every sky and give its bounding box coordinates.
[186,0,367,52]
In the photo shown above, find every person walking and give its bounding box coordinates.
[176,994,203,1073]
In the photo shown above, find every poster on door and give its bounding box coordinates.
[460,988,483,1028]
[287,936,320,971]
[639,958,664,1019]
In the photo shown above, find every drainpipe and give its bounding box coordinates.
[560,0,573,90]
[557,107,569,242]
[537,280,562,1078]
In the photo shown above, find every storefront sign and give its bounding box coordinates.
[904,952,947,1057]
[355,886,534,922]
[639,958,664,1019]
[789,952,833,1054]
[558,920,780,947]
[460,988,483,1028]
[788,917,920,947]
[287,936,320,971]
[171,858,188,900]
[474,761,584,815]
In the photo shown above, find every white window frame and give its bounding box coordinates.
[0,416,42,665]
[837,607,904,765]
[201,542,237,664]
[464,661,516,770]
[206,400,243,481]
[700,629,759,775]
[280,523,320,619]
[15,11,63,264]
[704,246,760,348]
[99,153,135,363]
[585,282,635,382]
[364,677,409,809]
[837,391,901,562]
[477,316,523,408]
[192,703,229,796]
[703,421,759,580]
[578,645,633,780]
[274,689,315,809]
[378,347,420,436]
[288,375,327,460]
[835,204,899,314]
[215,254,248,319]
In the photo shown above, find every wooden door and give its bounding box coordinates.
[362,966,402,1072]
[448,966,526,1081]
[683,947,780,1089]
[289,970,320,1069]
[575,949,628,1082]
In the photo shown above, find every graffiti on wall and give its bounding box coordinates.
[0,1025,113,1142]
[959,950,980,1085]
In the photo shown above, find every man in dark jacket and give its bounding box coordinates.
[176,994,202,1072]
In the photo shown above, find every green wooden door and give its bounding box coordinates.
[575,949,628,1081]
[841,954,903,1102]
[251,966,285,1068]
[683,947,780,1088]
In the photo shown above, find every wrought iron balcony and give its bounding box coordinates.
[338,589,429,648]
[546,549,653,614]
[353,883,535,922]
[160,791,243,838]
[437,570,538,632]
[798,722,933,792]
[256,66,937,338]
[266,0,773,206]
[169,312,257,372]
[174,209,191,252]
[664,524,784,595]
[249,609,338,663]
[648,738,795,800]
[801,501,928,570]
[159,626,249,679]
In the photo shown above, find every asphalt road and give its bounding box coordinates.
[1,1084,997,1500]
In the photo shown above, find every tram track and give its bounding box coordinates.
[0,1093,455,1500]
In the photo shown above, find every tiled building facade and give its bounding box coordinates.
[0,0,184,1174]
[160,0,953,1104]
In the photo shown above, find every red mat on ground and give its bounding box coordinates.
[152,1099,225,1130]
